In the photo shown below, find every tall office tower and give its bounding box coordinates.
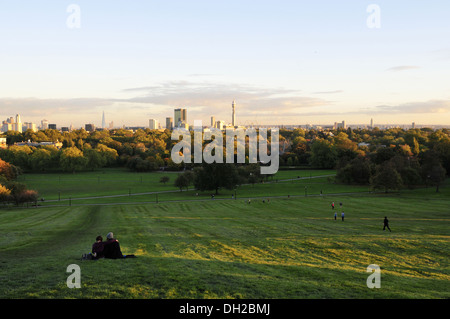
[149,119,158,130]
[15,114,22,133]
[174,108,187,127]
[166,117,173,130]
[412,122,416,129]
[370,118,373,129]
[232,100,236,127]
[102,111,106,129]
[41,119,49,130]
[211,116,215,128]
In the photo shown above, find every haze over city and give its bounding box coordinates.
[1,1,449,128]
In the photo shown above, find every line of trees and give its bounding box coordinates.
[1,127,449,190]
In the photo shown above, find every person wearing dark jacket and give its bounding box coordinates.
[92,235,105,259]
[103,232,124,259]
[383,217,391,232]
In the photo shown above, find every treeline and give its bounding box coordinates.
[1,128,174,173]
[1,127,449,191]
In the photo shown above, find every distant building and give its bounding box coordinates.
[102,111,106,129]
[15,140,63,149]
[1,122,13,133]
[41,119,49,130]
[211,116,215,128]
[174,108,187,127]
[24,122,37,132]
[216,120,225,130]
[48,124,57,130]
[85,124,95,132]
[335,120,346,129]
[149,119,159,130]
[232,100,236,127]
[166,117,173,130]
[15,114,22,133]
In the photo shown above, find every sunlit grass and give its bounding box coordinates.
[1,170,449,299]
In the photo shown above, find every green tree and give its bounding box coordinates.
[29,148,52,171]
[336,156,373,185]
[83,148,106,171]
[193,163,239,195]
[310,139,337,169]
[174,172,190,191]
[421,151,447,192]
[159,176,170,184]
[60,147,87,173]
[370,162,403,193]
[96,144,119,166]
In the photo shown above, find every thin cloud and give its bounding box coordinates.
[313,90,343,94]
[120,81,328,114]
[386,65,421,72]
[374,100,450,114]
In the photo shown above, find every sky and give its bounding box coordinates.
[0,0,449,128]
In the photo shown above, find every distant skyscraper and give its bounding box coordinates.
[174,108,187,127]
[211,116,215,128]
[41,119,49,130]
[149,119,158,130]
[370,118,373,129]
[412,122,416,129]
[102,111,106,129]
[166,117,173,130]
[15,114,22,133]
[232,100,236,127]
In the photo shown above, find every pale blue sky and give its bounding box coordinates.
[0,0,449,127]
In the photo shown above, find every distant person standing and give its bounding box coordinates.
[341,211,345,221]
[383,217,391,232]
[334,211,337,221]
[331,202,335,210]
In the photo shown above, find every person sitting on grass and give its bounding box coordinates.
[103,232,136,259]
[92,235,105,259]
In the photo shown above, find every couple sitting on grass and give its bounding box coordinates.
[84,232,136,260]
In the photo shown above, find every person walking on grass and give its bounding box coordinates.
[383,216,391,232]
[334,211,337,221]
[341,211,345,221]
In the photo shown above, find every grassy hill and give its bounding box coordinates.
[0,169,448,299]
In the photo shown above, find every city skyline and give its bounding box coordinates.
[3,107,446,133]
[0,1,449,127]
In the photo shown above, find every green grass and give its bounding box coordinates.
[1,169,449,299]
[17,168,344,206]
